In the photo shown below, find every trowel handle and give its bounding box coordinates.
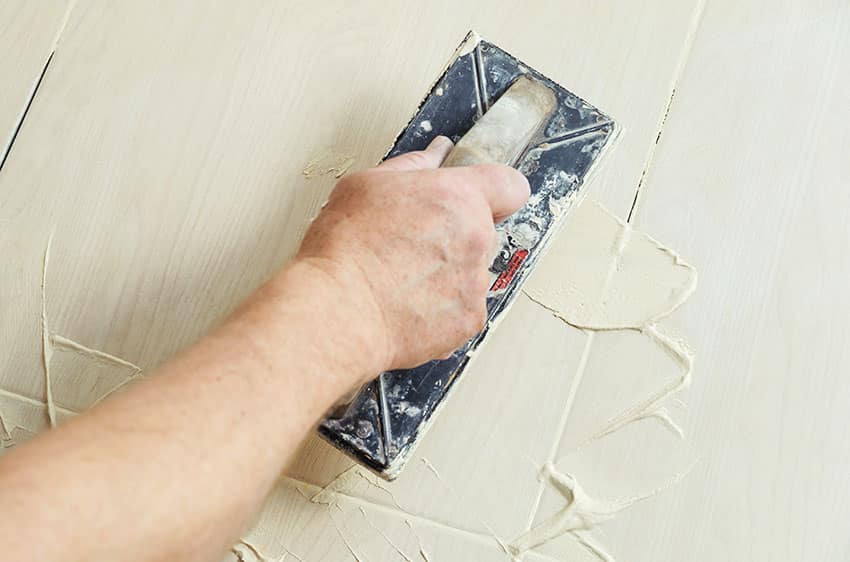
[441,76,556,168]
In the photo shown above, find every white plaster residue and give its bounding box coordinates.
[311,465,404,510]
[34,236,145,418]
[523,199,697,450]
[358,506,415,561]
[419,120,432,132]
[525,199,697,330]
[456,30,482,57]
[50,334,141,372]
[330,507,368,562]
[577,324,692,450]
[41,232,56,427]
[518,198,698,557]
[0,409,11,443]
[420,457,442,481]
[310,465,363,505]
[404,520,433,562]
[510,462,694,559]
[302,150,355,179]
[231,539,269,562]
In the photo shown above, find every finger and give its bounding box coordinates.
[460,164,531,222]
[377,135,454,171]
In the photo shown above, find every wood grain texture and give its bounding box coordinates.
[0,0,70,165]
[0,1,716,560]
[605,1,850,560]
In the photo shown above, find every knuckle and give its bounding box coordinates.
[431,177,460,202]
[406,151,430,167]
[466,227,491,254]
[474,164,531,196]
[472,163,510,185]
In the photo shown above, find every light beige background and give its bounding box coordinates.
[1,1,848,560]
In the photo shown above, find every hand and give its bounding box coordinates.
[296,136,530,372]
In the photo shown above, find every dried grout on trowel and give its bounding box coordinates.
[319,31,620,479]
[441,76,556,167]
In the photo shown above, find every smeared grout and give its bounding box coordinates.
[283,547,305,561]
[309,467,355,505]
[36,233,144,418]
[420,457,442,481]
[524,200,698,331]
[278,473,572,562]
[572,530,615,562]
[0,409,11,442]
[524,329,595,534]
[40,231,56,427]
[330,506,368,562]
[519,200,698,554]
[50,333,144,406]
[312,465,405,511]
[302,151,355,179]
[456,30,483,57]
[235,539,268,562]
[0,387,77,417]
[50,334,141,372]
[280,472,484,544]
[480,519,511,556]
[358,506,414,562]
[510,462,695,559]
[564,323,693,456]
[635,407,685,439]
[404,520,432,562]
[90,375,141,406]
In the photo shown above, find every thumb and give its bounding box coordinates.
[377,135,454,171]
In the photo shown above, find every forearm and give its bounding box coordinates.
[0,260,381,562]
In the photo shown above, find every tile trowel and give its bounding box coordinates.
[319,32,619,479]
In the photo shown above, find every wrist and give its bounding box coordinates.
[255,258,390,393]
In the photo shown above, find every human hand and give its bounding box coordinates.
[296,136,530,373]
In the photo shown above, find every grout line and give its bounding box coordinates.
[41,231,57,427]
[279,473,564,562]
[515,4,707,547]
[520,330,595,537]
[0,52,54,174]
[0,387,78,418]
[51,334,142,372]
[0,0,77,174]
[49,0,79,51]
[626,0,707,223]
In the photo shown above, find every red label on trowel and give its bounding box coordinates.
[490,249,529,292]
